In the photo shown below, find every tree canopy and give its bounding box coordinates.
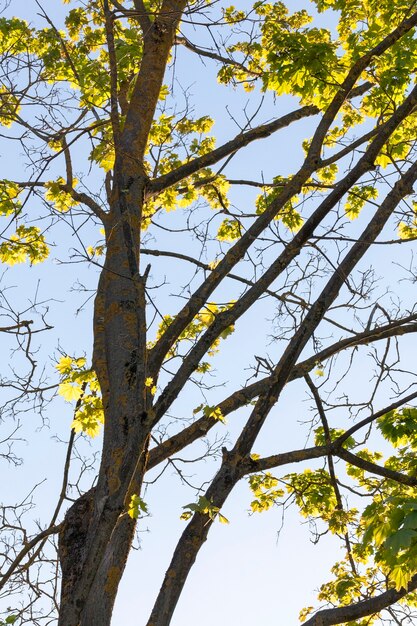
[1,1,417,625]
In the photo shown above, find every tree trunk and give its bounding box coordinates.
[58,180,151,625]
[56,3,192,621]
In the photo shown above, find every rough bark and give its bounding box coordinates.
[56,3,189,624]
[58,209,150,625]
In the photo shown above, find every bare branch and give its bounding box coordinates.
[0,523,63,594]
[305,374,357,573]
[148,321,417,469]
[175,35,261,75]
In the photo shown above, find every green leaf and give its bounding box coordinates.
[385,527,417,552]
[181,496,227,524]
[0,225,49,265]
[391,564,412,591]
[202,405,226,423]
[402,511,417,530]
[128,494,148,519]
[216,218,242,242]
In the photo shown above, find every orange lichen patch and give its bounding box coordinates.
[111,447,124,463]
[105,566,121,595]
[106,302,121,319]
[117,393,128,408]
[106,447,124,493]
[107,473,121,494]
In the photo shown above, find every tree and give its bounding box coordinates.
[1,0,417,624]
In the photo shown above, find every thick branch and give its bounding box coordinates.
[118,0,188,168]
[335,448,417,486]
[132,0,152,32]
[104,0,121,144]
[239,444,331,475]
[241,442,417,488]
[303,575,417,626]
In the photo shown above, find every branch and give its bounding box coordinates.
[334,389,417,448]
[148,320,417,469]
[335,448,417,486]
[119,0,188,167]
[305,374,357,573]
[0,523,63,593]
[303,575,417,626]
[0,320,33,333]
[62,136,73,188]
[239,445,331,475]
[12,178,107,222]
[320,126,380,167]
[226,178,334,189]
[60,185,108,222]
[132,0,152,32]
[149,105,318,194]
[175,35,261,76]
